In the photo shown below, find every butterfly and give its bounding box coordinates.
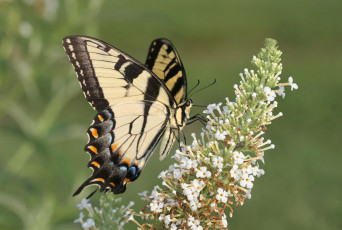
[62,36,194,195]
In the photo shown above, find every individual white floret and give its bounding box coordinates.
[288,76,298,91]
[216,188,229,203]
[264,86,276,101]
[196,167,212,178]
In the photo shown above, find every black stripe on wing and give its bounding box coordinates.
[63,36,109,111]
[145,38,187,104]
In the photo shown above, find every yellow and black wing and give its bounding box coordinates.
[62,36,179,195]
[145,39,187,104]
[63,36,176,111]
[77,100,169,194]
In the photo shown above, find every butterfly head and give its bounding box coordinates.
[183,99,193,120]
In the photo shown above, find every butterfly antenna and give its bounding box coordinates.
[188,79,201,96]
[189,79,216,98]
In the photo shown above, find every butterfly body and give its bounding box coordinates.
[63,36,191,195]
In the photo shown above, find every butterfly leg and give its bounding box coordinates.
[187,113,207,126]
[180,129,187,145]
[171,128,181,145]
[171,128,187,147]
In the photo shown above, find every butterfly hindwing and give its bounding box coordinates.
[159,127,177,160]
[73,100,170,195]
[145,39,187,104]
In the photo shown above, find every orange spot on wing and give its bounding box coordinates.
[122,158,130,165]
[91,161,100,168]
[98,115,104,122]
[87,145,98,154]
[123,178,131,184]
[109,182,115,187]
[111,142,119,152]
[92,178,104,183]
[90,128,99,138]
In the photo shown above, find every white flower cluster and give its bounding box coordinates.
[144,147,212,228]
[74,211,96,229]
[74,199,96,229]
[230,156,265,191]
[74,196,134,230]
[181,179,205,211]
[141,134,234,229]
[205,101,268,195]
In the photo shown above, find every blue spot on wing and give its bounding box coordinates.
[119,165,128,172]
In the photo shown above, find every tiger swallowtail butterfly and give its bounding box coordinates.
[63,36,193,195]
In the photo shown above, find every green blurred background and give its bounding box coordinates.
[1,0,341,229]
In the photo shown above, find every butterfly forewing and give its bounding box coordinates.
[63,36,175,110]
[145,39,187,104]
